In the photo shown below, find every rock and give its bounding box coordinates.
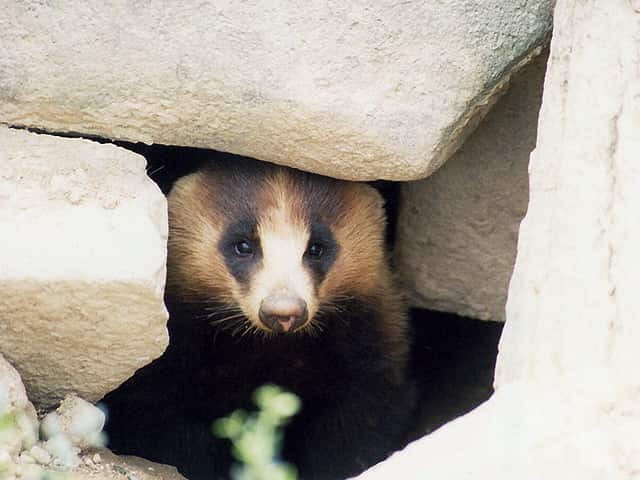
[494,0,640,388]
[43,434,81,469]
[0,127,169,410]
[41,395,106,451]
[0,355,34,417]
[356,1,640,478]
[76,449,187,480]
[0,354,38,457]
[28,445,51,466]
[16,463,43,480]
[394,52,547,321]
[356,378,640,480]
[0,2,552,180]
[0,355,177,480]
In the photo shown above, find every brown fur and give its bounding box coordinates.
[167,173,234,303]
[106,157,414,480]
[167,162,407,349]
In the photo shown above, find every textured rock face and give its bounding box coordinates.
[357,1,640,478]
[395,52,547,321]
[0,354,34,417]
[77,450,187,480]
[0,353,39,458]
[0,1,551,180]
[495,0,640,387]
[0,127,169,409]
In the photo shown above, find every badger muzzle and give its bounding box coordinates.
[258,292,309,333]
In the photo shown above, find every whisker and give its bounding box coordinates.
[231,322,245,338]
[239,323,255,339]
[147,164,166,177]
[202,304,242,314]
[208,313,246,325]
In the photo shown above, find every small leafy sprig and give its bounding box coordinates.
[213,385,301,480]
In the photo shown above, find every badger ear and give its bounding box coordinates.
[168,172,225,229]
[168,173,201,206]
[349,183,387,235]
[166,171,234,302]
[359,183,386,212]
[168,173,210,233]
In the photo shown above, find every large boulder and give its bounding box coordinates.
[357,0,640,477]
[0,2,552,180]
[395,51,547,321]
[0,127,168,409]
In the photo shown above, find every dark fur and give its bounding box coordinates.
[104,158,415,480]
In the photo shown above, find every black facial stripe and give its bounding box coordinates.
[201,156,271,223]
[304,221,338,285]
[290,169,346,225]
[198,155,350,295]
[219,219,261,287]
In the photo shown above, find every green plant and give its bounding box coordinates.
[213,385,301,480]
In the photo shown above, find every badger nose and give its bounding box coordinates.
[259,294,308,333]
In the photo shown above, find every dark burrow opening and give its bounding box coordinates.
[406,308,503,440]
[103,142,504,474]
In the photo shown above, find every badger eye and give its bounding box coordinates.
[306,243,324,258]
[234,240,254,257]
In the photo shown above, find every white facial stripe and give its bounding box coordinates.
[258,206,312,297]
[239,203,318,327]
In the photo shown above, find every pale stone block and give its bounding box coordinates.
[0,353,38,457]
[356,378,640,480]
[357,1,640,478]
[0,1,552,180]
[395,52,546,321]
[0,353,32,416]
[0,127,168,409]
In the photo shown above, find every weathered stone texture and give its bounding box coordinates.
[0,354,33,417]
[357,1,640,478]
[0,127,168,409]
[395,52,547,321]
[0,353,39,458]
[495,1,640,388]
[0,1,552,180]
[77,450,187,480]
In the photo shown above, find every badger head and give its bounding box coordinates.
[166,159,390,336]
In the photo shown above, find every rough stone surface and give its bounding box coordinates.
[356,379,640,480]
[41,395,106,450]
[357,1,640,478]
[0,354,39,457]
[0,127,169,410]
[0,354,34,417]
[0,2,552,180]
[76,449,187,480]
[495,0,640,388]
[395,52,547,321]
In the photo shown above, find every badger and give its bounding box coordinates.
[105,156,414,480]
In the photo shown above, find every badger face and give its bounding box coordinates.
[166,159,388,336]
[217,195,339,333]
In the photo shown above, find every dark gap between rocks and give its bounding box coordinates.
[407,309,503,440]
